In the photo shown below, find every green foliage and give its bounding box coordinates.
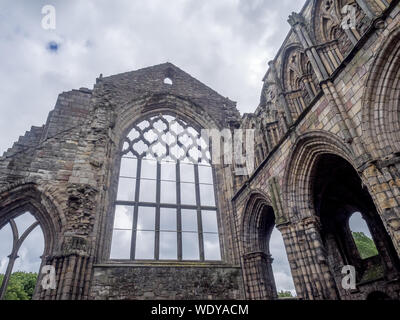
[0,272,38,300]
[352,232,379,259]
[278,290,293,298]
[361,263,384,282]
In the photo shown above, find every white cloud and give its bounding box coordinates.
[0,0,304,154]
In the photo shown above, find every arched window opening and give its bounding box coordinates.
[349,212,378,260]
[243,203,296,300]
[313,154,400,287]
[0,212,44,300]
[110,113,221,262]
[270,227,296,298]
[163,77,173,85]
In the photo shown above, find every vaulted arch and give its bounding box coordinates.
[239,190,295,300]
[241,191,274,254]
[311,0,368,52]
[0,182,63,252]
[116,94,223,141]
[362,27,400,158]
[0,182,63,300]
[282,131,355,221]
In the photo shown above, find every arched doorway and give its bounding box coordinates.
[241,193,295,300]
[0,212,44,300]
[269,227,296,298]
[312,154,400,294]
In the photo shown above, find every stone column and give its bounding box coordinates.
[361,161,400,257]
[35,235,93,300]
[288,12,329,81]
[277,218,339,300]
[242,252,277,300]
[356,0,377,19]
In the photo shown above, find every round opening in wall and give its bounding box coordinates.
[163,77,173,85]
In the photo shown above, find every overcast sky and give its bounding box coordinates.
[0,0,305,154]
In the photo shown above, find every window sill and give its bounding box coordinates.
[94,260,240,268]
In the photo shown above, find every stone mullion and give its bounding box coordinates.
[278,111,288,133]
[264,128,273,151]
[320,46,335,75]
[268,62,294,125]
[289,18,328,81]
[302,78,314,100]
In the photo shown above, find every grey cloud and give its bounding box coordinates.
[0,0,304,153]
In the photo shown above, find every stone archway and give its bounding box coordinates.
[240,192,280,300]
[282,131,400,299]
[362,27,400,159]
[312,154,400,298]
[281,131,356,299]
[0,182,61,300]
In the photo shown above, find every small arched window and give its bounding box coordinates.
[110,113,221,261]
[163,77,173,85]
[349,212,378,260]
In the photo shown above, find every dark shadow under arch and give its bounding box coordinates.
[312,154,400,296]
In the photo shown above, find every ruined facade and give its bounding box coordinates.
[1,0,400,300]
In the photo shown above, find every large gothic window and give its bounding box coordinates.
[110,113,222,261]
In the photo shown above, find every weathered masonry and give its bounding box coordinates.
[1,0,400,300]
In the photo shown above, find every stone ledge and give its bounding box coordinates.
[94,262,241,269]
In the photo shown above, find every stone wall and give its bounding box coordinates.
[91,265,243,300]
[234,0,400,300]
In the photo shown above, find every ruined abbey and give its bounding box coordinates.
[1,0,400,300]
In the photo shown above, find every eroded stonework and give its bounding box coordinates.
[1,0,400,300]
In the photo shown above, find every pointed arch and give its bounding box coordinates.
[362,26,400,158]
[282,131,355,221]
[0,181,63,299]
[240,190,274,254]
[280,44,319,121]
[0,181,63,253]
